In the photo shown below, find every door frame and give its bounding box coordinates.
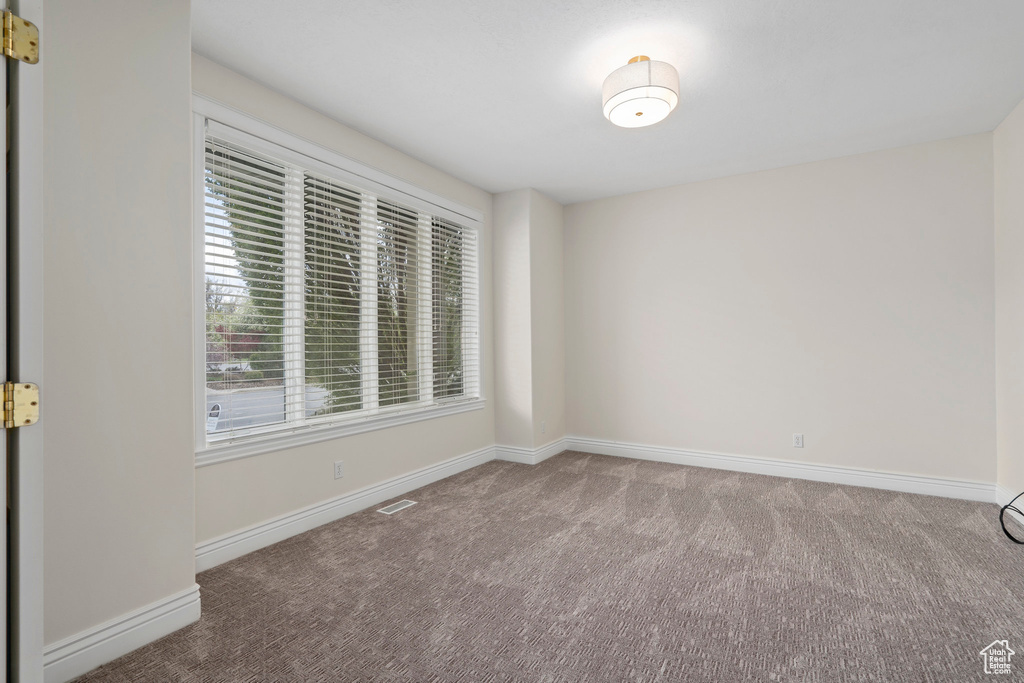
[8,0,45,679]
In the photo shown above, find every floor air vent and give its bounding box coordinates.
[377,499,417,515]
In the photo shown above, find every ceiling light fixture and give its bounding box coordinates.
[602,55,679,128]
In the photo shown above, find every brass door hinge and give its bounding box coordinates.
[4,382,39,429]
[3,10,38,64]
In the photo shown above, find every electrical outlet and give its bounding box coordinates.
[541,420,546,435]
[793,434,804,448]
[334,460,344,479]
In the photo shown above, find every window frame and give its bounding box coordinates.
[193,95,484,467]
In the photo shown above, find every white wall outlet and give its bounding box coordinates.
[334,460,344,479]
[793,434,804,448]
[541,420,546,435]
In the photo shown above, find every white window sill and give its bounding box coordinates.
[196,398,486,468]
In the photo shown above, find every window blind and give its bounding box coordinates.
[303,173,364,416]
[204,136,291,434]
[202,133,479,446]
[432,217,474,400]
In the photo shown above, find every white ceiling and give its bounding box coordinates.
[192,0,1024,205]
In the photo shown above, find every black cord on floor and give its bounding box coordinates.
[1000,491,1024,544]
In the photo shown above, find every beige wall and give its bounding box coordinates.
[493,189,565,448]
[996,97,1024,497]
[528,192,566,446]
[493,190,534,447]
[192,55,495,543]
[565,134,996,483]
[44,1,196,644]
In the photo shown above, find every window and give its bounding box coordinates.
[196,104,480,460]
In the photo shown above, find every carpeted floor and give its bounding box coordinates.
[76,451,1024,682]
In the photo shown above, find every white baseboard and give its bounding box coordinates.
[495,439,567,465]
[997,485,1024,532]
[195,445,496,572]
[564,436,997,503]
[196,436,1000,575]
[43,440,1002,683]
[43,584,201,683]
[997,485,1022,508]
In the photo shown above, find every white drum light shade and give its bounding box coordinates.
[602,56,679,128]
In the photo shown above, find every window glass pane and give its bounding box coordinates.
[205,140,287,435]
[432,218,465,399]
[303,174,363,415]
[376,201,420,406]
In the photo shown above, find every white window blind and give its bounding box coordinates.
[202,129,479,449]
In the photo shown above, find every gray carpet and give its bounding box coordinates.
[76,451,1024,682]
